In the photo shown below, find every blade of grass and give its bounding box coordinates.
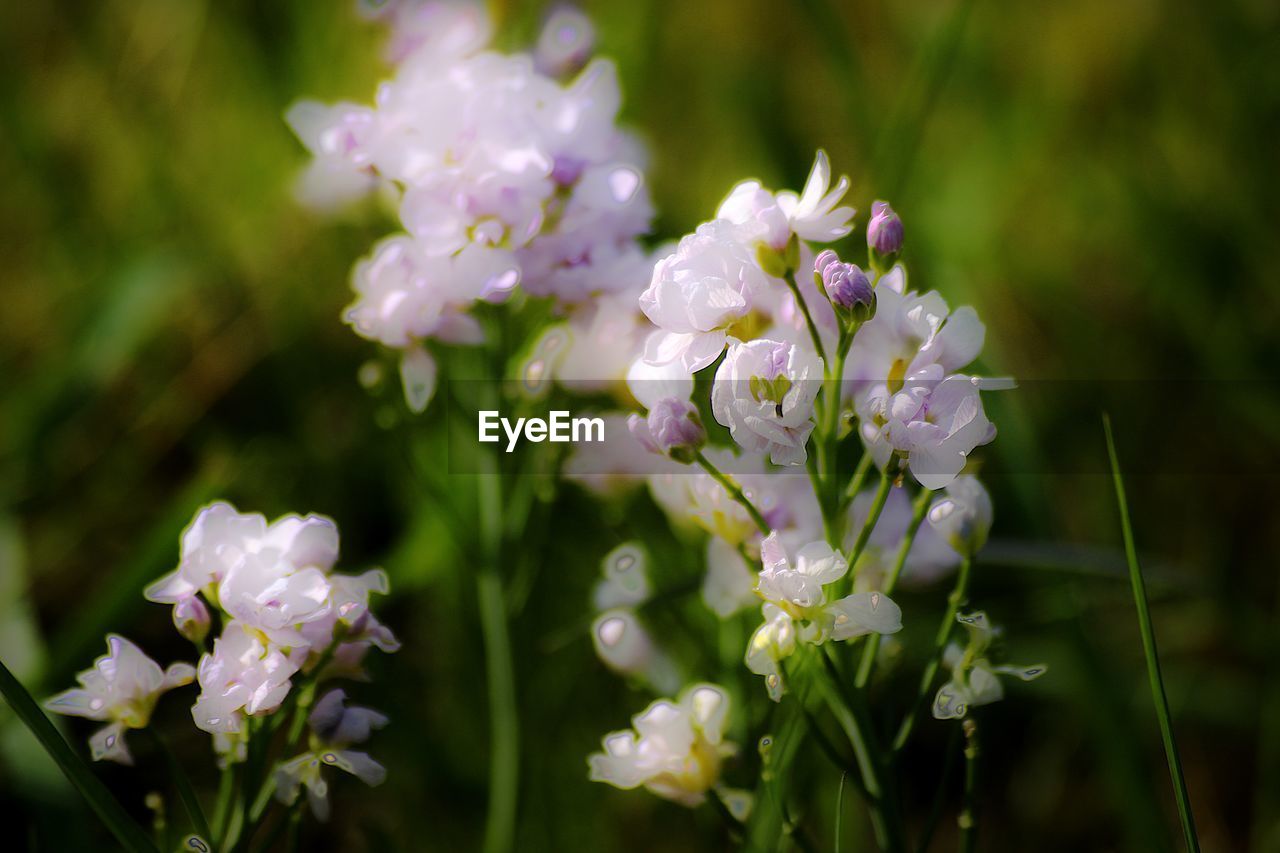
[1102,413,1200,852]
[0,658,157,853]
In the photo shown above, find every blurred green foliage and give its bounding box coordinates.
[1,0,1278,850]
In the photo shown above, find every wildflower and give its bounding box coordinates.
[640,220,772,372]
[589,683,744,807]
[856,370,998,490]
[933,612,1046,720]
[626,354,694,410]
[716,150,855,250]
[926,475,994,556]
[842,269,985,388]
[746,533,902,700]
[297,570,401,678]
[711,339,822,466]
[275,690,388,821]
[191,622,299,734]
[44,636,194,764]
[629,397,706,463]
[867,200,904,259]
[145,502,340,640]
[815,249,875,324]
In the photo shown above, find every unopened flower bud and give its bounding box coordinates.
[535,7,595,79]
[173,597,211,645]
[647,397,706,463]
[927,476,993,556]
[867,200,903,259]
[816,252,876,324]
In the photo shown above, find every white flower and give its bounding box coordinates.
[701,538,758,618]
[746,533,902,700]
[145,503,340,640]
[297,570,401,679]
[843,268,985,389]
[562,413,684,496]
[44,636,194,764]
[856,370,998,490]
[588,683,740,807]
[191,621,299,734]
[593,543,650,610]
[274,691,388,822]
[284,101,380,210]
[845,486,960,588]
[932,612,1046,720]
[926,475,993,556]
[640,220,773,372]
[534,6,595,78]
[711,338,822,466]
[716,150,854,249]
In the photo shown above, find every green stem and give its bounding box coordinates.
[847,461,898,571]
[695,450,771,536]
[855,487,933,688]
[959,719,979,853]
[211,766,235,846]
[842,452,874,507]
[1103,414,1200,852]
[894,555,972,751]
[785,271,828,366]
[806,451,833,544]
[478,450,518,853]
[815,649,904,853]
[145,727,211,844]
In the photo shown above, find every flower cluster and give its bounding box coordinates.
[289,1,653,411]
[44,500,397,836]
[141,502,398,749]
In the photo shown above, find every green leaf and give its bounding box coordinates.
[1103,413,1200,853]
[0,657,157,852]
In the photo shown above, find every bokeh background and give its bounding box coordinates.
[2,0,1278,850]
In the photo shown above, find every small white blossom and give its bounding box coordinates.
[932,612,1046,720]
[639,220,773,372]
[589,683,744,807]
[842,268,985,389]
[856,370,998,490]
[191,621,299,734]
[746,533,902,700]
[711,339,822,466]
[716,150,854,249]
[926,475,994,556]
[44,636,194,764]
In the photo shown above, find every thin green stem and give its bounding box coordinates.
[1103,414,1200,852]
[847,461,898,571]
[894,555,972,751]
[856,487,933,688]
[478,456,518,853]
[695,450,771,535]
[959,719,979,853]
[145,727,211,844]
[842,452,873,503]
[785,271,828,366]
[806,450,833,544]
[834,772,847,853]
[814,649,904,853]
[211,766,235,846]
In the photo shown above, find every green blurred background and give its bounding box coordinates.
[1,0,1278,849]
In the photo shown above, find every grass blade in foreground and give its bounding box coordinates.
[1102,414,1200,852]
[0,658,158,853]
